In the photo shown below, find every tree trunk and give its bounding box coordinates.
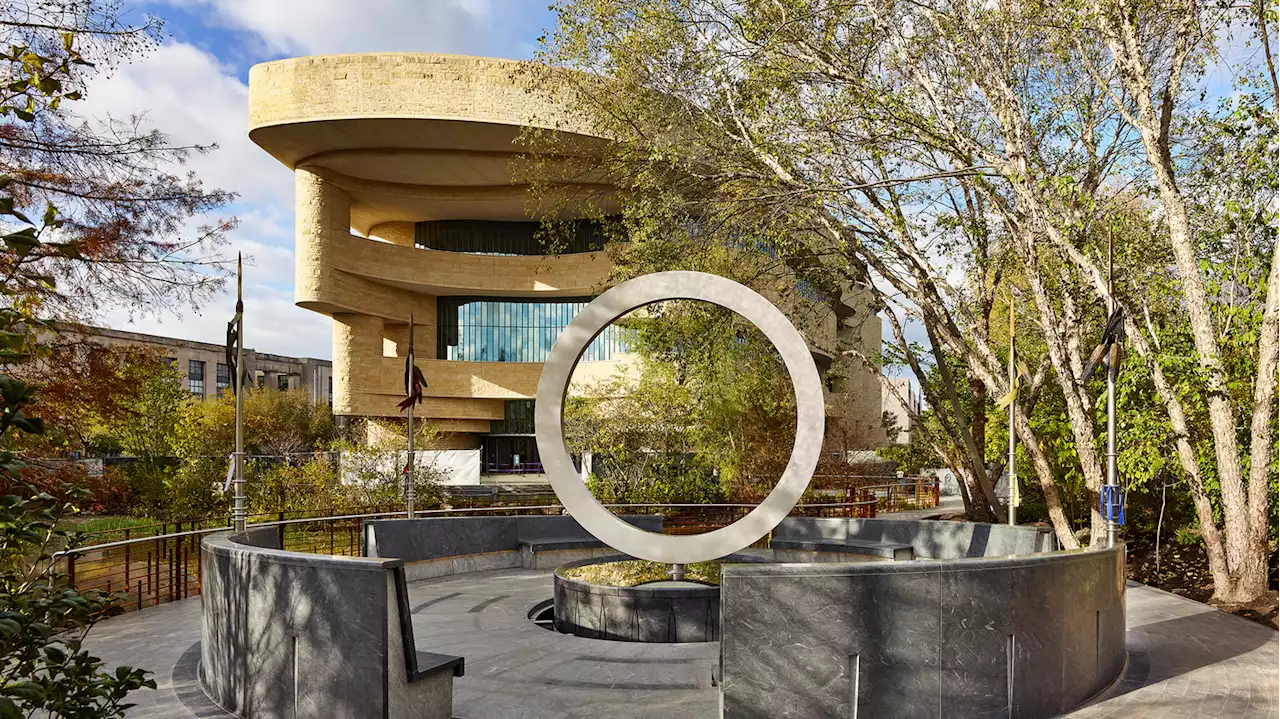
[1012,408,1080,549]
[1098,0,1259,598]
[1019,238,1108,546]
[926,322,1005,522]
[1241,238,1279,601]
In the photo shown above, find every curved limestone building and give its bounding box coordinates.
[247,53,885,469]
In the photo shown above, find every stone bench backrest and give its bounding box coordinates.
[364,515,663,562]
[200,529,459,718]
[772,517,1056,559]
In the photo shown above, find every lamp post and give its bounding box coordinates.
[1008,298,1017,526]
[232,254,246,532]
[1105,228,1119,548]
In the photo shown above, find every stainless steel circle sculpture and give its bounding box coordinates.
[534,271,825,564]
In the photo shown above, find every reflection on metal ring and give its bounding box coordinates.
[534,271,825,564]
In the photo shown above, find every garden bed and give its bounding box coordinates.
[560,559,727,586]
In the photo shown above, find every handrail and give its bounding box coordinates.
[57,500,879,556]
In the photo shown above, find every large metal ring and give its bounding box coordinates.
[535,271,825,564]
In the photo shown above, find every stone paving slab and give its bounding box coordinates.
[81,568,1277,718]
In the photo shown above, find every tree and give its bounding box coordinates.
[0,1,235,320]
[528,0,1062,531]
[0,11,156,711]
[0,250,153,715]
[331,418,444,511]
[169,388,335,463]
[160,388,338,518]
[531,0,1276,602]
[0,402,153,717]
[113,363,184,460]
[560,248,810,504]
[0,340,168,456]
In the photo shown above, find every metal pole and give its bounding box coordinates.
[1008,297,1017,526]
[1105,227,1118,548]
[232,254,247,533]
[405,315,416,519]
[406,402,415,518]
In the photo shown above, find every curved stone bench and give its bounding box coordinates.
[200,528,463,719]
[363,514,663,577]
[728,518,1122,719]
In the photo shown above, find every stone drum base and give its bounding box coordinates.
[552,554,769,643]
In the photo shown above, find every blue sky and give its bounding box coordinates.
[91,1,557,360]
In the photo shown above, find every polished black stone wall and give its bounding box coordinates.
[200,531,459,719]
[773,516,1057,558]
[551,554,764,643]
[719,544,1126,719]
[363,515,663,561]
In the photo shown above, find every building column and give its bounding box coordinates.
[834,287,887,447]
[382,320,436,359]
[332,312,384,416]
[295,167,351,308]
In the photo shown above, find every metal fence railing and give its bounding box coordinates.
[55,499,880,614]
[807,475,940,513]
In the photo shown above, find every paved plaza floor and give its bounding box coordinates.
[85,566,1277,718]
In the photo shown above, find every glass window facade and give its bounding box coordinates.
[485,401,540,473]
[491,399,535,434]
[415,219,609,256]
[437,297,626,363]
[188,360,205,396]
[484,400,585,474]
[483,436,541,474]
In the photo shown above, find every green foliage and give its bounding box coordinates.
[584,460,722,505]
[1174,526,1204,548]
[101,388,340,519]
[169,388,336,461]
[565,296,797,504]
[0,181,152,719]
[327,419,445,511]
[0,488,154,717]
[112,366,186,460]
[877,406,947,475]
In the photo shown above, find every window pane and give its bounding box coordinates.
[437,296,626,364]
[415,219,608,256]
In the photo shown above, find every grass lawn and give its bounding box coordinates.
[57,515,157,538]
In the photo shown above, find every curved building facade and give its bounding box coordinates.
[248,53,886,464]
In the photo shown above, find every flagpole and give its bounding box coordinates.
[1008,294,1017,526]
[1105,226,1118,548]
[405,314,416,519]
[233,253,246,533]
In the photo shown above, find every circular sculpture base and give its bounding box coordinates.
[552,555,763,643]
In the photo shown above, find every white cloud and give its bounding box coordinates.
[68,1,540,360]
[75,41,295,209]
[172,0,496,57]
[100,276,333,360]
[74,39,331,357]
[233,207,297,286]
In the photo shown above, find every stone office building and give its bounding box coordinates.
[82,326,333,406]
[246,53,886,473]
